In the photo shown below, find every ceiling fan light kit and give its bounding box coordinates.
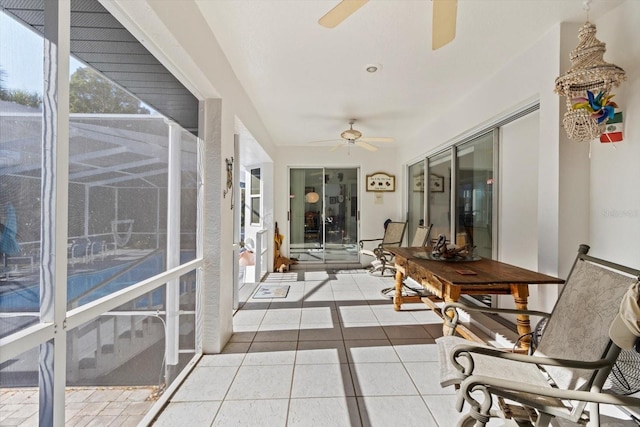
[305,191,320,203]
[309,119,394,153]
[341,122,362,140]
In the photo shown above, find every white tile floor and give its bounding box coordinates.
[149,268,638,427]
[148,268,479,426]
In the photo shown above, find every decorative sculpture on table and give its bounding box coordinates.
[555,20,625,142]
[430,233,475,260]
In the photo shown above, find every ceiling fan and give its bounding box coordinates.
[318,0,458,50]
[310,119,394,152]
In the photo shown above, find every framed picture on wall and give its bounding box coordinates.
[329,196,337,204]
[429,174,444,193]
[413,174,424,192]
[366,172,395,192]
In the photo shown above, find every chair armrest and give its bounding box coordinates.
[459,374,640,411]
[442,301,551,333]
[373,247,395,259]
[359,238,383,249]
[451,343,611,376]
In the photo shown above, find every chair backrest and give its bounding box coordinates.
[304,211,318,230]
[534,246,640,398]
[410,224,433,247]
[381,221,407,248]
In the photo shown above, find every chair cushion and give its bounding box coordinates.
[436,336,551,389]
[536,260,636,391]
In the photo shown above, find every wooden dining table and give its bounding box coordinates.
[386,247,565,349]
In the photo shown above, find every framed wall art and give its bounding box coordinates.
[413,174,424,192]
[429,174,445,193]
[366,172,395,192]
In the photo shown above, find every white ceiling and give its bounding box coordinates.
[194,0,621,150]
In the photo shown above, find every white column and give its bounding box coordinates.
[41,1,70,425]
[165,122,181,376]
[84,184,89,238]
[195,132,204,354]
[232,134,240,309]
[198,98,233,354]
[156,188,161,249]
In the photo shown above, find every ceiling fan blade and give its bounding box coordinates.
[308,139,342,144]
[432,0,457,50]
[356,141,378,152]
[359,137,394,143]
[330,142,344,152]
[318,0,369,28]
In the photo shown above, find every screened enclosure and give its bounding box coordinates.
[1,107,199,386]
[1,2,202,417]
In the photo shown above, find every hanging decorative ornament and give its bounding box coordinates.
[555,16,626,142]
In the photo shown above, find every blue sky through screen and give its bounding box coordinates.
[1,10,156,113]
[1,11,97,95]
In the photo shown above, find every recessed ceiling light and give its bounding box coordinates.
[365,64,382,73]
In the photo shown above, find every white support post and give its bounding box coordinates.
[232,134,240,310]
[195,132,204,355]
[41,1,70,425]
[114,187,118,252]
[165,123,182,381]
[255,229,268,282]
[198,98,226,354]
[84,184,89,239]
[156,187,161,249]
[254,234,262,283]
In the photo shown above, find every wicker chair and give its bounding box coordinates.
[410,223,433,248]
[436,244,640,427]
[359,221,407,276]
[379,224,433,298]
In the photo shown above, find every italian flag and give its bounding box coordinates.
[600,112,623,143]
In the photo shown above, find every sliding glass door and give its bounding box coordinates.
[290,168,324,261]
[407,161,426,243]
[455,132,495,259]
[289,168,359,263]
[427,151,453,242]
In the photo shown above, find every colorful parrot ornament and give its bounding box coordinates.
[572,90,618,124]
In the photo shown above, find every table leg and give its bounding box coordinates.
[511,284,531,350]
[442,287,461,336]
[393,269,404,311]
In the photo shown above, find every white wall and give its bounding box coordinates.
[396,2,638,312]
[588,1,640,269]
[400,25,567,285]
[274,146,402,262]
[497,111,540,316]
[498,112,540,269]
